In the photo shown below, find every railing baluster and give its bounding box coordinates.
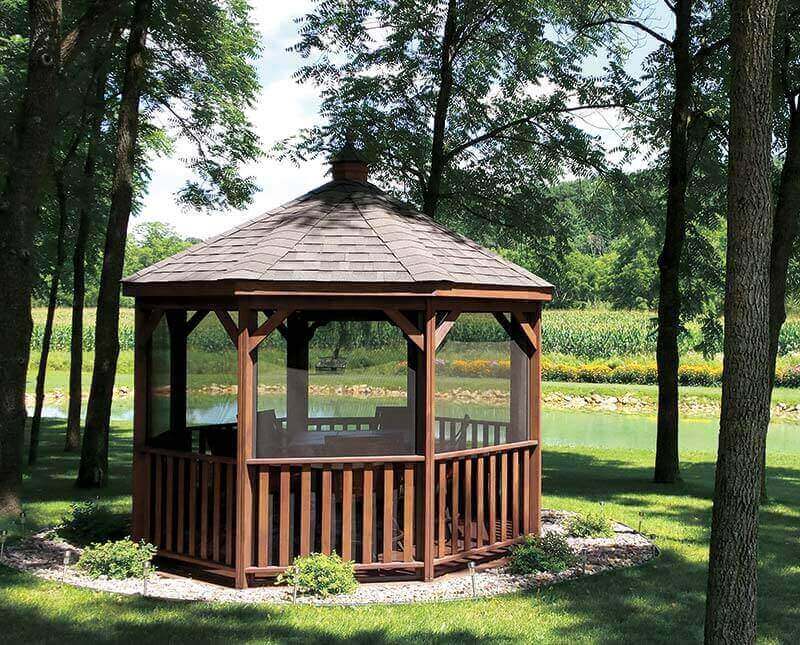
[321,467,332,554]
[300,465,312,556]
[489,454,497,543]
[177,458,185,554]
[362,465,373,563]
[226,463,234,565]
[165,457,174,552]
[342,465,353,561]
[476,456,484,548]
[512,450,520,538]
[154,456,163,548]
[258,467,269,567]
[188,458,197,557]
[464,457,472,551]
[451,459,459,556]
[279,465,290,566]
[200,461,210,559]
[383,464,394,563]
[403,464,414,562]
[500,452,508,542]
[438,461,446,558]
[213,462,221,562]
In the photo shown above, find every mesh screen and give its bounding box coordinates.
[148,316,171,441]
[255,315,416,458]
[434,312,529,451]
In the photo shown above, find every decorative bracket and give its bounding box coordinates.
[136,308,164,347]
[250,308,293,352]
[435,309,461,350]
[185,310,209,335]
[214,309,239,349]
[384,309,424,351]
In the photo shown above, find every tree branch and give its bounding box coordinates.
[580,18,674,49]
[445,102,631,160]
[60,0,124,65]
[693,37,729,62]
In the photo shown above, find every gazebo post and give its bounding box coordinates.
[166,310,189,451]
[132,303,148,542]
[235,304,256,589]
[422,301,436,580]
[530,303,543,535]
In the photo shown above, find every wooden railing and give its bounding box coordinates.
[433,440,537,565]
[244,456,424,574]
[139,447,236,570]
[435,416,512,450]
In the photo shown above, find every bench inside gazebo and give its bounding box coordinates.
[123,143,553,588]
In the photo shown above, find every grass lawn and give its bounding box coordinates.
[1,418,798,643]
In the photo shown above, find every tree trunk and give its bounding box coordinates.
[763,100,800,499]
[654,0,692,484]
[28,160,70,464]
[77,0,152,488]
[65,65,109,452]
[421,0,457,217]
[0,0,62,514]
[704,0,778,640]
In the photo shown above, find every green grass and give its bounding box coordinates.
[2,418,799,643]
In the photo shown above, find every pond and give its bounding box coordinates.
[35,392,800,455]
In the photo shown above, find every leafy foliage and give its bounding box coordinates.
[57,500,130,547]
[565,511,614,538]
[276,552,357,597]
[77,538,156,580]
[507,532,577,574]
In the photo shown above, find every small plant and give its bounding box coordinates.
[58,500,129,546]
[565,511,615,538]
[77,538,156,580]
[507,532,577,574]
[277,552,357,597]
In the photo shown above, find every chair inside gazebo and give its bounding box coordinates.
[137,305,537,582]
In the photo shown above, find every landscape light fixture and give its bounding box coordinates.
[468,561,477,597]
[0,529,7,559]
[62,551,71,581]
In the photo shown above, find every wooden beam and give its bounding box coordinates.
[434,309,461,350]
[529,304,542,536]
[422,302,436,580]
[249,308,292,352]
[136,308,164,346]
[132,306,148,542]
[185,310,209,335]
[235,305,256,589]
[384,308,424,351]
[512,310,538,351]
[214,309,238,348]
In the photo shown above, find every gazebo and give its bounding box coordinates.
[123,145,553,588]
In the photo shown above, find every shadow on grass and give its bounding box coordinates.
[1,418,797,643]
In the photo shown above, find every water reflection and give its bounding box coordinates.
[34,392,800,454]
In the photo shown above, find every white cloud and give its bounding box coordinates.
[136,3,324,240]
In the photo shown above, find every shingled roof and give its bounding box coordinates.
[123,179,552,292]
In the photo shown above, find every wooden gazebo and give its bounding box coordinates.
[123,146,553,588]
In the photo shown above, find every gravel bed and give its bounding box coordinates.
[2,510,657,606]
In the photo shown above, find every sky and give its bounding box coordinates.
[135,3,668,241]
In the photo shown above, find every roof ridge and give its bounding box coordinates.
[349,193,419,282]
[253,191,353,280]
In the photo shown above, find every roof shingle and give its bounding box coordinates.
[123,180,552,290]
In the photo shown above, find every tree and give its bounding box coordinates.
[704,0,778,639]
[0,0,63,513]
[584,2,729,483]
[764,0,800,499]
[77,0,261,486]
[78,0,153,487]
[282,0,634,250]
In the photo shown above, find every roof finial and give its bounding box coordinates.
[330,128,369,182]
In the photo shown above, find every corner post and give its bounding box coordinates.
[530,303,542,535]
[235,304,256,588]
[422,301,436,580]
[132,303,148,542]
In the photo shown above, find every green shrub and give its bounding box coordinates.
[77,538,156,579]
[58,500,130,546]
[565,512,614,538]
[276,552,357,597]
[507,532,577,574]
